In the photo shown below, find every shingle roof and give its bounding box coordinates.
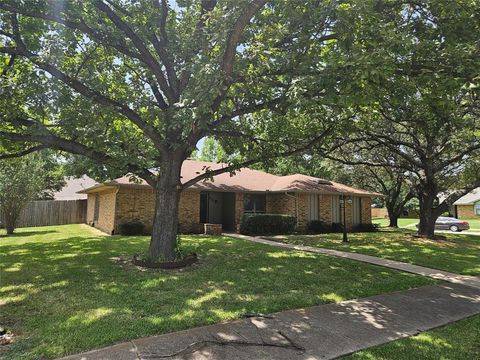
[54,176,97,200]
[453,188,480,205]
[79,159,380,197]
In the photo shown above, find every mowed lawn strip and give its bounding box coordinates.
[345,314,480,360]
[0,225,433,360]
[372,217,419,228]
[373,216,480,232]
[266,229,480,276]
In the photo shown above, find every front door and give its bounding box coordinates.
[199,191,236,231]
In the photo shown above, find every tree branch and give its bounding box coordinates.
[93,0,175,103]
[0,41,164,149]
[0,129,156,186]
[0,145,47,160]
[150,0,179,95]
[181,125,333,189]
[0,2,143,60]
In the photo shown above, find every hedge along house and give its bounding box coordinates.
[79,160,379,235]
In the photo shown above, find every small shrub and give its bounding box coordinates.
[352,223,379,232]
[307,220,329,233]
[119,220,146,235]
[332,222,344,233]
[307,220,344,234]
[240,213,296,235]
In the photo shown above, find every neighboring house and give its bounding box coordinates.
[79,160,379,235]
[52,176,97,200]
[453,188,480,219]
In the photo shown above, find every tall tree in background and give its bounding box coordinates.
[0,1,342,260]
[195,137,227,163]
[332,0,480,238]
[330,148,415,227]
[0,154,47,234]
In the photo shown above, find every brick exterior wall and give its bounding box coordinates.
[235,192,244,232]
[115,187,155,233]
[178,191,201,233]
[456,204,480,219]
[265,193,311,231]
[87,186,374,234]
[86,193,95,225]
[86,189,117,234]
[114,187,201,234]
[361,197,372,224]
[266,193,296,215]
[319,194,333,223]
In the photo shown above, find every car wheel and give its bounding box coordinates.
[450,225,459,232]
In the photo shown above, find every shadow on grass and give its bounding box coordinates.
[0,229,58,238]
[0,226,432,359]
[267,228,480,275]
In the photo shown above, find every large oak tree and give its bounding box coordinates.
[0,1,343,259]
[331,0,480,237]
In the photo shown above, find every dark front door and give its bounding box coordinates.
[199,191,236,231]
[222,192,236,231]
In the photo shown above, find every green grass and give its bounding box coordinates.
[461,218,480,231]
[265,229,480,275]
[373,217,480,232]
[345,314,480,360]
[372,217,419,228]
[0,225,433,359]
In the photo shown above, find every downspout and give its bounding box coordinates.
[284,192,299,228]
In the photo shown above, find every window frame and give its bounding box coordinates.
[243,193,267,214]
[474,203,480,215]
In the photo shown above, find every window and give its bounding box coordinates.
[475,203,480,215]
[244,194,266,213]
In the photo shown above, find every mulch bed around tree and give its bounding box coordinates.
[112,254,199,273]
[132,253,198,269]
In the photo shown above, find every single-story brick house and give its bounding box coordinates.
[452,188,480,219]
[79,160,379,235]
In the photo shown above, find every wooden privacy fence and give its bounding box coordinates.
[1,200,87,228]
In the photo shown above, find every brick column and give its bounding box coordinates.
[235,193,244,232]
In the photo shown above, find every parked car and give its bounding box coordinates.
[416,217,470,232]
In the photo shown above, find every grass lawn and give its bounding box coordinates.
[0,225,433,359]
[345,314,480,360]
[461,218,480,231]
[372,217,419,228]
[373,217,480,232]
[266,228,480,276]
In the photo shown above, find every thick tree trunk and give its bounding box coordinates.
[417,191,437,238]
[386,203,400,228]
[148,159,183,261]
[388,215,399,228]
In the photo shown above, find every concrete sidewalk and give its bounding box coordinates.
[226,233,480,290]
[59,283,480,360]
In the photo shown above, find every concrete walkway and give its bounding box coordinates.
[226,233,480,290]
[60,283,480,360]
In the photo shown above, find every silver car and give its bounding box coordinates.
[416,217,470,232]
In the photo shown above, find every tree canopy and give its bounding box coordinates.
[328,0,480,236]
[0,0,346,258]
